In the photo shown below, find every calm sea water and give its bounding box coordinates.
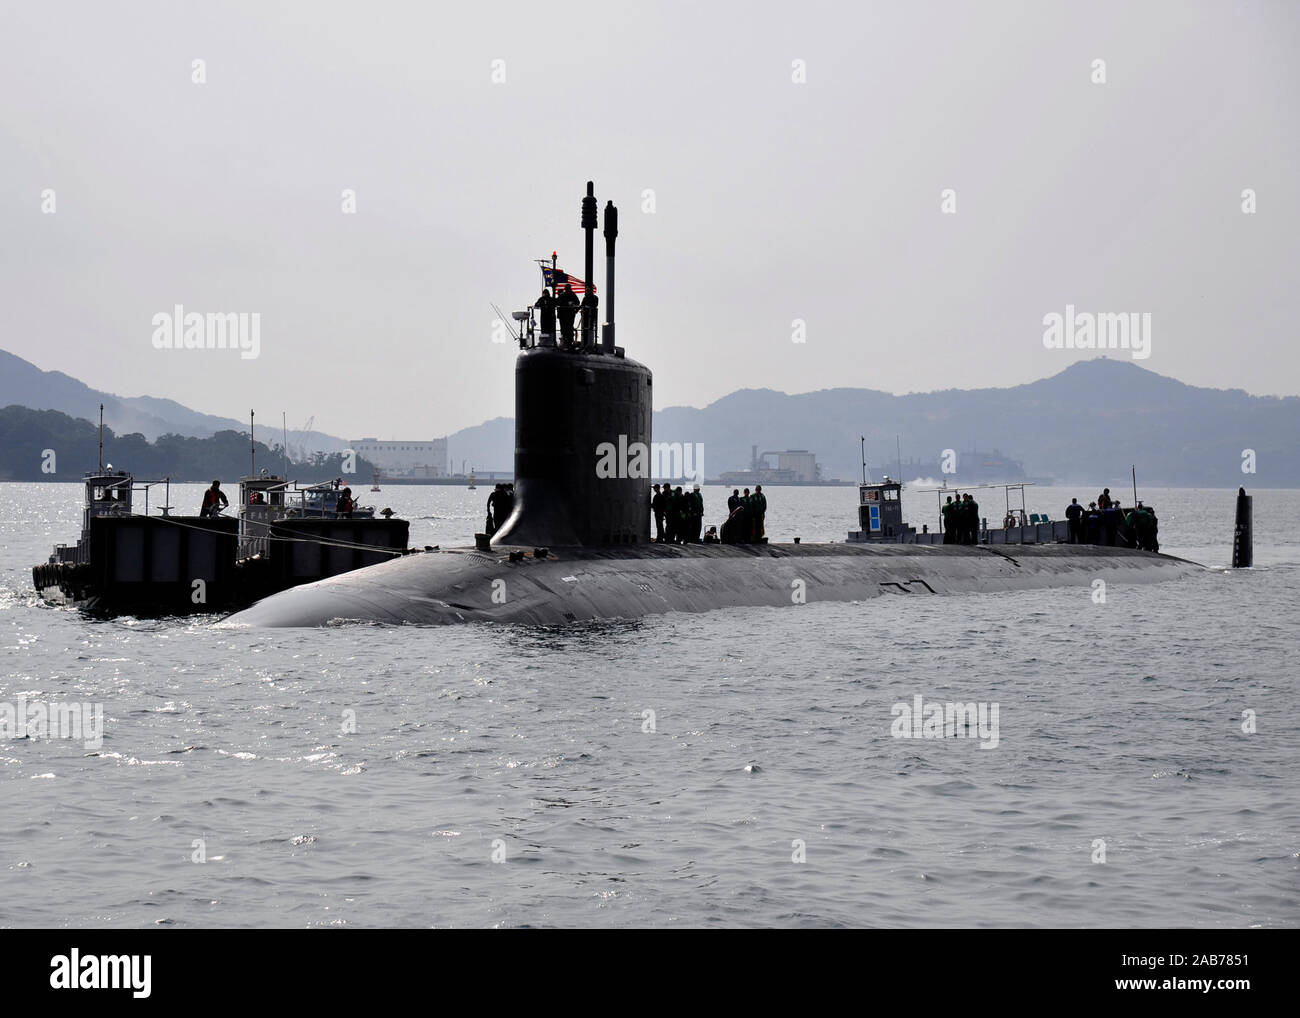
[1,481,1296,928]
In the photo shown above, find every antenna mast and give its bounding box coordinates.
[250,410,255,478]
[98,404,104,472]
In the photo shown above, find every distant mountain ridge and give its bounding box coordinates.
[5,349,1297,486]
[653,358,1299,486]
[450,358,1299,486]
[0,349,346,453]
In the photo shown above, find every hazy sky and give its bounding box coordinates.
[3,0,1297,441]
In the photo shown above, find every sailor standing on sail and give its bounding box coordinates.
[556,283,580,349]
[534,288,557,346]
[580,289,599,349]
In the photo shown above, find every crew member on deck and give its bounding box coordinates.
[651,483,666,542]
[1145,504,1160,552]
[662,484,677,543]
[338,487,355,518]
[556,284,580,348]
[721,495,748,544]
[485,483,506,536]
[200,480,228,517]
[1131,501,1154,551]
[1065,497,1084,544]
[687,483,704,543]
[1084,502,1101,544]
[752,485,767,541]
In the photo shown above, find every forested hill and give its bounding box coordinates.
[0,406,374,483]
[0,348,346,451]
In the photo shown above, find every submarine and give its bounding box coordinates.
[223,181,1201,628]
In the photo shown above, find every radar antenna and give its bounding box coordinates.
[490,302,521,343]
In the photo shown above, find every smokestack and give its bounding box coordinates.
[602,200,617,352]
[581,181,597,348]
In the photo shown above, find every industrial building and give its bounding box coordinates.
[719,446,822,485]
[349,438,448,477]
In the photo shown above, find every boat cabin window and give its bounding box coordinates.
[860,485,900,504]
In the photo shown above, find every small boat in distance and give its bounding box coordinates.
[468,469,476,490]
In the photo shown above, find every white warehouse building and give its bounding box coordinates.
[350,438,448,477]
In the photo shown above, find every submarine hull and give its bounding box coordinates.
[221,543,1200,627]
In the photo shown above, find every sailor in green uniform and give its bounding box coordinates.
[651,483,666,542]
[1132,501,1157,552]
[663,484,678,543]
[942,495,956,544]
[962,493,980,544]
[686,483,704,542]
[752,484,767,542]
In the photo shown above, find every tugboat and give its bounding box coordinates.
[34,466,410,616]
[223,180,1202,629]
[33,467,238,614]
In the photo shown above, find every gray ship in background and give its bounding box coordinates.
[715,446,1051,488]
[224,181,1204,629]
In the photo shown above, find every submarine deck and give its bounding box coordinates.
[221,540,1201,628]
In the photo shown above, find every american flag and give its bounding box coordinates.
[538,260,595,296]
